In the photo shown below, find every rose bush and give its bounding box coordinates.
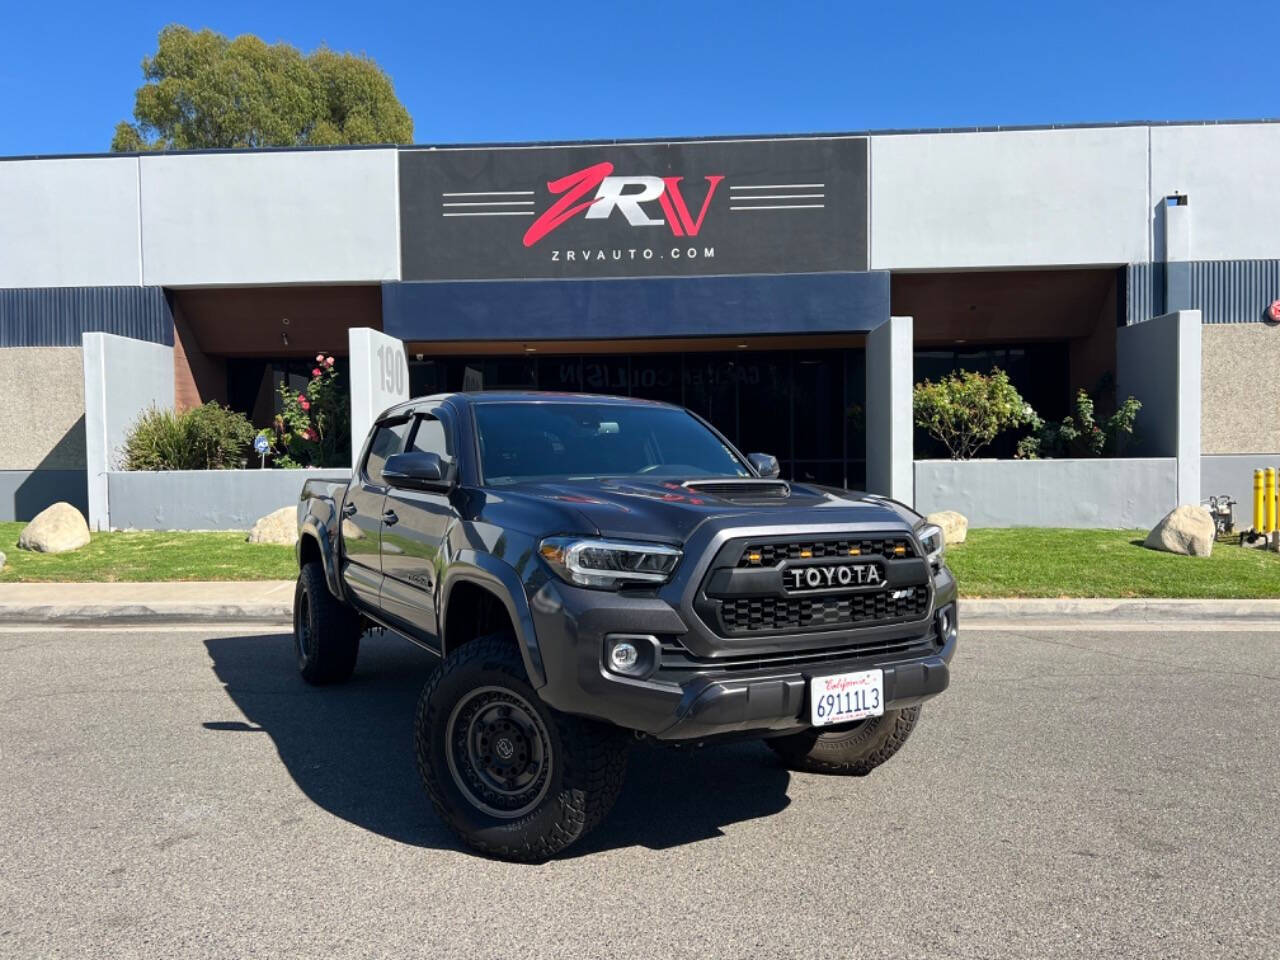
[270,353,350,468]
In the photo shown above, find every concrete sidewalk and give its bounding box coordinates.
[0,581,295,623]
[0,580,1278,626]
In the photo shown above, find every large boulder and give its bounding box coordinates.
[18,502,91,554]
[926,510,968,546]
[247,507,297,546]
[1144,505,1216,557]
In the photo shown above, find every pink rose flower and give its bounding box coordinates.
[325,356,335,367]
[315,353,324,362]
[312,368,322,377]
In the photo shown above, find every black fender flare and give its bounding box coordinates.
[439,551,546,688]
[298,515,345,602]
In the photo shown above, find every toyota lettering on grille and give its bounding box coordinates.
[787,563,883,592]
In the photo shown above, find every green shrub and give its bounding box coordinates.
[120,403,257,470]
[913,367,1037,460]
[1016,380,1142,459]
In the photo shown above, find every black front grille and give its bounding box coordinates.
[718,585,930,635]
[738,537,915,567]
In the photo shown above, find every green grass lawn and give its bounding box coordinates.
[946,528,1280,599]
[0,522,296,583]
[3,521,1279,597]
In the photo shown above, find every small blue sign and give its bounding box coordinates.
[254,435,270,454]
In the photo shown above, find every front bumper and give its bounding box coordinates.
[531,573,957,741]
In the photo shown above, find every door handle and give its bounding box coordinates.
[382,509,399,526]
[341,502,357,517]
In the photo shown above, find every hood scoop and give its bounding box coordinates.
[682,478,792,500]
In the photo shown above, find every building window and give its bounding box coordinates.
[226,357,349,429]
[409,347,868,489]
[913,343,1068,459]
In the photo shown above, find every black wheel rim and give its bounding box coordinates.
[294,586,312,667]
[445,685,553,819]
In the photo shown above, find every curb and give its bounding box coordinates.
[0,603,293,625]
[961,598,1280,623]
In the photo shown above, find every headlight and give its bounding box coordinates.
[917,523,945,568]
[538,537,682,589]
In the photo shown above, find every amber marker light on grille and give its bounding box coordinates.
[847,547,861,556]
[799,548,813,558]
[894,544,907,556]
[746,551,762,564]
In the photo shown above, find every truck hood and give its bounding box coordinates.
[492,477,914,543]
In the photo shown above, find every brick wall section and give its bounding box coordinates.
[172,299,226,411]
[0,346,86,468]
[1201,323,1280,454]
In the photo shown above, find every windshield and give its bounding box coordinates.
[473,402,751,484]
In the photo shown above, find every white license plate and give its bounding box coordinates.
[810,669,884,726]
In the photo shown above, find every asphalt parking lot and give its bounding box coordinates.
[1,622,1276,959]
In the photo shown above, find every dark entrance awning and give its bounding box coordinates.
[381,271,889,343]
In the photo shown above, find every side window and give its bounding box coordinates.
[409,414,451,459]
[363,420,409,486]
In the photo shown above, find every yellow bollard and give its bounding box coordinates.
[1267,468,1278,534]
[1254,470,1265,533]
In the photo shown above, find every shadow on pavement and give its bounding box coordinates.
[204,631,793,858]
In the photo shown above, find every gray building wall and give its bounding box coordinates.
[869,125,1150,269]
[138,149,401,286]
[1201,455,1280,527]
[0,157,142,287]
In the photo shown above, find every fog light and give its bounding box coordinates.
[936,605,957,645]
[609,641,639,672]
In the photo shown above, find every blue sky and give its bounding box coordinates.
[2,0,1277,156]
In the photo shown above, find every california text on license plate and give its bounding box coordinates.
[810,669,885,726]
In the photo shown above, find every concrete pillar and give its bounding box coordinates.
[866,315,913,503]
[1116,310,1201,509]
[348,327,410,467]
[82,332,175,530]
[1160,196,1192,313]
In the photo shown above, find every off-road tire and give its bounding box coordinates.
[766,706,921,775]
[415,634,628,862]
[293,561,361,685]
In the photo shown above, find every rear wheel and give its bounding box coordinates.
[293,561,361,685]
[766,706,921,774]
[415,635,628,862]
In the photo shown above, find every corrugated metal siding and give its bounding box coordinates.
[1126,259,1280,326]
[1124,262,1160,326]
[1187,259,1280,324]
[0,286,172,347]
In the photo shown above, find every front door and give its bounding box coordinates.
[380,410,455,647]
[340,418,410,609]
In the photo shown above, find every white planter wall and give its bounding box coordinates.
[914,458,1178,528]
[106,469,350,530]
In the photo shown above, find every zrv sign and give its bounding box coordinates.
[399,137,867,281]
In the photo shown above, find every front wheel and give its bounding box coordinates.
[766,706,921,774]
[415,635,628,862]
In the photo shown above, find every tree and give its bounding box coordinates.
[111,26,413,151]
[913,367,1037,460]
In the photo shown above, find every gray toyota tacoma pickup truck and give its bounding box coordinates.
[295,391,956,861]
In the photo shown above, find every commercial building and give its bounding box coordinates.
[2,120,1279,528]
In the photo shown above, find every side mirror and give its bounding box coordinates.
[383,451,454,491]
[748,452,781,479]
